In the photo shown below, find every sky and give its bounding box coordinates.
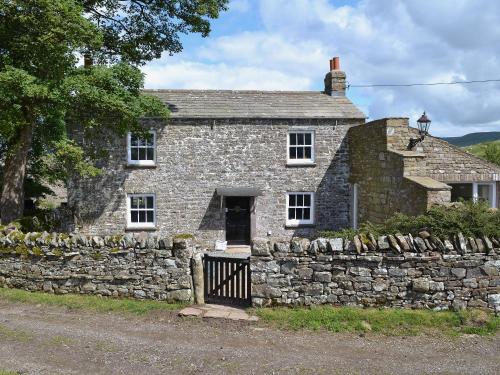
[141,0,500,137]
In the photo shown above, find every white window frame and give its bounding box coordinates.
[449,181,497,208]
[126,193,156,229]
[473,182,497,208]
[127,130,156,166]
[286,192,315,226]
[287,131,315,165]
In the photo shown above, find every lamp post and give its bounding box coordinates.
[408,112,431,150]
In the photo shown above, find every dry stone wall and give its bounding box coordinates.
[251,233,500,312]
[0,230,194,302]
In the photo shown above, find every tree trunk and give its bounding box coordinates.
[0,122,35,224]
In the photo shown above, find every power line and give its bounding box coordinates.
[347,78,500,89]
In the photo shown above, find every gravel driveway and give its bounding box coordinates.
[0,300,499,375]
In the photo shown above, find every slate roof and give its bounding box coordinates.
[143,89,365,119]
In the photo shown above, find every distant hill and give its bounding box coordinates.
[441,131,500,147]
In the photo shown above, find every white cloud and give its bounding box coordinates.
[143,61,311,90]
[142,0,500,136]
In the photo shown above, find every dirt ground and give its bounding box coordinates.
[0,301,499,375]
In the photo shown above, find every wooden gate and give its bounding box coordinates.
[203,254,251,306]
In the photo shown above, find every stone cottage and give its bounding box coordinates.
[68,58,500,246]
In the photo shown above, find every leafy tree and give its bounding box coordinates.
[0,0,228,223]
[483,142,500,166]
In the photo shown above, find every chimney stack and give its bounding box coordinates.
[324,57,346,96]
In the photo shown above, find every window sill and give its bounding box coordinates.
[125,226,158,231]
[285,224,316,229]
[125,163,157,169]
[286,162,316,168]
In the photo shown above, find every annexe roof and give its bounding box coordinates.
[143,89,365,119]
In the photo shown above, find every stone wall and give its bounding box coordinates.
[0,230,194,302]
[250,233,500,312]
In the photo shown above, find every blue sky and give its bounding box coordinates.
[142,0,500,137]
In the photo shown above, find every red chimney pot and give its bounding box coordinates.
[330,57,340,71]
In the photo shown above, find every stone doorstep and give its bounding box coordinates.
[178,304,258,322]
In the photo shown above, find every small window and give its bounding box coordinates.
[449,182,497,208]
[286,192,314,226]
[288,131,314,164]
[127,131,156,166]
[127,194,156,228]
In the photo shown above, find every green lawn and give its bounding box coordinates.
[0,370,19,375]
[256,306,500,336]
[0,287,184,315]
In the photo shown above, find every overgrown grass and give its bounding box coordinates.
[0,370,19,375]
[0,288,185,315]
[256,306,500,336]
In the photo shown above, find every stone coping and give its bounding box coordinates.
[404,176,452,191]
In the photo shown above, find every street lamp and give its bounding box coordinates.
[408,111,431,150]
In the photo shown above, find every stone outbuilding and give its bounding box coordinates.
[68,58,500,246]
[349,118,500,225]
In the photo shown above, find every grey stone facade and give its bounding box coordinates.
[69,118,362,246]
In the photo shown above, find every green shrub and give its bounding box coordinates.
[321,201,499,239]
[173,233,194,240]
[317,228,357,240]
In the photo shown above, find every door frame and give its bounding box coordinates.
[224,196,256,245]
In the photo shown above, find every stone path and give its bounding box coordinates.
[179,304,258,321]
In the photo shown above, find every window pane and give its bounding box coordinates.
[145,134,154,146]
[146,210,154,223]
[146,196,154,208]
[146,147,154,160]
[450,183,473,202]
[289,147,297,159]
[303,208,310,220]
[297,133,304,145]
[130,197,138,208]
[304,194,311,207]
[138,211,146,222]
[297,194,303,206]
[288,208,295,220]
[131,148,138,160]
[289,194,296,207]
[137,197,146,208]
[305,133,311,145]
[296,208,303,220]
[478,185,492,206]
[130,135,138,147]
[139,148,146,160]
[305,147,311,159]
[297,147,304,159]
[131,211,138,223]
[289,133,297,145]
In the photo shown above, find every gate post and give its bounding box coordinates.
[191,252,205,304]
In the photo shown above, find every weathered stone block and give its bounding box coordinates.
[251,238,271,257]
[314,271,332,283]
[413,278,430,292]
[327,238,343,252]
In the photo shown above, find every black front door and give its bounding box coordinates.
[225,196,251,245]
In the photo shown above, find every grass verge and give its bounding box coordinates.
[0,371,19,375]
[0,287,185,315]
[255,306,500,336]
